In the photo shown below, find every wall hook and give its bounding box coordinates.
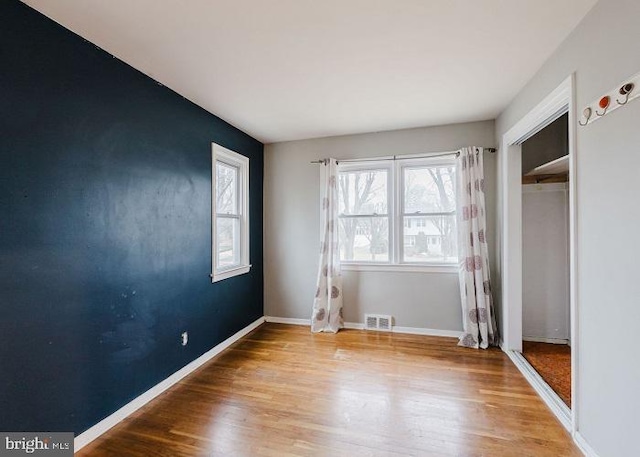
[616,83,635,105]
[596,96,610,116]
[579,107,592,126]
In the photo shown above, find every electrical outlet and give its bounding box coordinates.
[181,331,188,346]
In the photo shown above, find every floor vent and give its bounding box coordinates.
[364,314,393,331]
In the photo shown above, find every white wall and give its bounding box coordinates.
[522,183,569,342]
[265,121,496,331]
[496,0,640,454]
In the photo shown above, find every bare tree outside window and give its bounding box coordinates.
[403,165,456,263]
[335,158,457,266]
[428,166,457,260]
[338,169,388,261]
[216,162,239,268]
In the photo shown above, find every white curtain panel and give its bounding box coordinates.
[456,147,498,349]
[311,158,344,333]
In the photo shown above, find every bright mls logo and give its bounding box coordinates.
[0,433,73,456]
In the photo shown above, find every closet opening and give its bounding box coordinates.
[521,113,571,408]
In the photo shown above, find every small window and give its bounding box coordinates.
[211,143,250,282]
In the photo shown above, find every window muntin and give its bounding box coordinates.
[211,143,250,282]
[337,157,457,268]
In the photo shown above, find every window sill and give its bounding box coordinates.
[211,264,252,283]
[340,263,458,274]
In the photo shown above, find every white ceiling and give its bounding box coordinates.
[22,0,597,144]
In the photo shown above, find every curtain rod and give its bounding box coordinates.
[310,148,496,164]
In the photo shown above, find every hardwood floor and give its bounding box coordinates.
[77,323,581,456]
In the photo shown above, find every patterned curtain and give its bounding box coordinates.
[456,147,498,348]
[311,159,344,333]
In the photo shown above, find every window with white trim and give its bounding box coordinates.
[337,157,457,269]
[211,143,250,282]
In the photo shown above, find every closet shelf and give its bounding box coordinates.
[525,155,569,176]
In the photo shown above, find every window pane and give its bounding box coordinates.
[216,162,238,214]
[402,215,457,263]
[338,169,388,215]
[404,166,456,213]
[339,217,389,262]
[216,217,240,269]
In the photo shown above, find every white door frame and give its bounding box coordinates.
[499,75,578,435]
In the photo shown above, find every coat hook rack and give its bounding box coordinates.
[580,71,640,126]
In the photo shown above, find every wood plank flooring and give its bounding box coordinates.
[77,323,581,456]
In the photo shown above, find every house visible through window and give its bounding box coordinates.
[211,143,250,282]
[402,163,457,263]
[337,157,457,269]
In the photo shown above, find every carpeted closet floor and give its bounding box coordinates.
[522,341,572,407]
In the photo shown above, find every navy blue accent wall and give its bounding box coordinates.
[0,1,263,434]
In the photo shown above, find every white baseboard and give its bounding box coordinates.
[344,321,364,330]
[392,326,461,338]
[264,316,310,326]
[503,349,572,432]
[74,316,265,452]
[264,316,360,328]
[264,316,461,338]
[574,431,600,457]
[523,336,570,345]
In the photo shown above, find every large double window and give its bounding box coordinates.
[337,157,457,270]
[211,143,250,282]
